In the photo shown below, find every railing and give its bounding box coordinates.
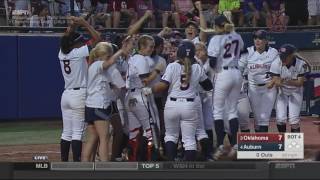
[1,25,320,33]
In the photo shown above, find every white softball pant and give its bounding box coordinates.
[60,88,86,141]
[164,98,199,151]
[125,89,159,140]
[248,84,277,126]
[224,95,250,133]
[195,95,209,141]
[213,68,242,121]
[117,98,129,135]
[276,88,303,125]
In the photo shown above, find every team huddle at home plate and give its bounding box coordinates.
[58,12,309,162]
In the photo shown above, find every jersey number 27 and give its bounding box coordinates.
[223,40,239,58]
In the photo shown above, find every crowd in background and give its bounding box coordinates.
[0,0,319,31]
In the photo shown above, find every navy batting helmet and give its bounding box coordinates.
[279,44,297,61]
[177,40,195,61]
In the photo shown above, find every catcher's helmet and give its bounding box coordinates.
[177,40,196,61]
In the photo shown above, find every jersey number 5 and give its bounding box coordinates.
[223,40,239,58]
[63,60,71,74]
[180,74,190,90]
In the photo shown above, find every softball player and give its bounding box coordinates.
[125,35,163,161]
[269,44,308,132]
[58,16,100,162]
[143,40,213,161]
[146,35,168,156]
[115,50,130,160]
[195,42,214,161]
[223,73,251,160]
[237,73,251,133]
[238,30,279,132]
[207,15,244,160]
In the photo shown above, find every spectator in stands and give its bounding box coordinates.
[183,1,208,44]
[284,0,308,26]
[173,0,195,28]
[193,0,218,27]
[152,0,178,28]
[264,0,287,31]
[243,0,267,27]
[9,0,31,26]
[218,0,244,27]
[308,0,320,25]
[60,0,81,16]
[30,0,49,15]
[0,0,6,26]
[29,3,53,28]
[135,0,156,28]
[90,0,111,28]
[108,0,137,28]
[77,0,92,14]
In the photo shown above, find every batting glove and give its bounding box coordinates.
[142,87,152,96]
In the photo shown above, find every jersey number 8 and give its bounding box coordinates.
[63,60,72,74]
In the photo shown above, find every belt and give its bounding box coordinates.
[130,88,135,92]
[66,87,85,90]
[256,83,266,86]
[170,97,194,102]
[223,66,238,70]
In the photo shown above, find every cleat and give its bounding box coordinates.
[227,144,238,160]
[213,145,227,160]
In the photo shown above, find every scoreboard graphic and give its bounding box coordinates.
[237,133,304,159]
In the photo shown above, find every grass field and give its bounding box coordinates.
[0,120,62,145]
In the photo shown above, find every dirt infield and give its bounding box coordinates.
[0,117,319,162]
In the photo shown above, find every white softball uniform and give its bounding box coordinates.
[224,80,251,133]
[207,32,244,121]
[58,45,89,141]
[195,58,213,140]
[146,55,167,130]
[270,57,307,125]
[238,75,251,131]
[125,54,153,140]
[239,46,278,126]
[115,57,129,134]
[162,61,208,151]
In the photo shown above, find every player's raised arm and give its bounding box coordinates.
[102,36,134,70]
[195,1,208,44]
[70,16,101,46]
[127,10,153,35]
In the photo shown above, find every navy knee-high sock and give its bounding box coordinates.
[60,139,71,162]
[71,140,82,162]
[214,120,225,146]
[229,118,239,146]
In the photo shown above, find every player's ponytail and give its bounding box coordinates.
[224,23,234,33]
[182,57,192,87]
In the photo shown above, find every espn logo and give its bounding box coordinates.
[33,155,48,161]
